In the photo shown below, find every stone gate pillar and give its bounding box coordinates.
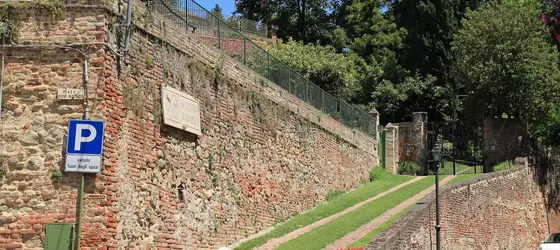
[369,108,380,141]
[412,112,428,175]
[385,123,399,174]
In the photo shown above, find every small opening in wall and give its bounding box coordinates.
[177,184,185,202]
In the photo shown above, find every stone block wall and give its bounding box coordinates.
[483,118,531,171]
[0,2,377,249]
[384,124,398,174]
[367,160,548,250]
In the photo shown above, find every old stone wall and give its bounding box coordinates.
[367,161,548,250]
[550,210,560,233]
[483,118,531,171]
[393,112,428,174]
[0,6,112,249]
[384,125,398,174]
[0,2,377,249]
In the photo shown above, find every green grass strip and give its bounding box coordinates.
[346,204,415,249]
[439,161,483,175]
[445,173,483,185]
[234,169,412,250]
[276,176,436,250]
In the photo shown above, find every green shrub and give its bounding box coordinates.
[50,169,63,180]
[326,190,345,201]
[369,166,390,181]
[493,161,514,172]
[399,161,421,176]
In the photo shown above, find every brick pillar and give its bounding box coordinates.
[369,108,380,141]
[385,123,399,174]
[412,112,428,175]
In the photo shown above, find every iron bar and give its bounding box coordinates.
[435,161,441,250]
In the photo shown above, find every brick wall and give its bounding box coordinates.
[393,112,428,174]
[367,161,548,250]
[0,2,377,249]
[0,6,112,249]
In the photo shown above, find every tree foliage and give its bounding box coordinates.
[235,0,341,44]
[390,0,486,121]
[211,4,225,20]
[452,0,560,123]
[234,0,271,21]
[267,39,357,97]
[232,0,560,131]
[535,106,560,144]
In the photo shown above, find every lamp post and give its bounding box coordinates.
[432,144,442,250]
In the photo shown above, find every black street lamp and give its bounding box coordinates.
[432,144,442,250]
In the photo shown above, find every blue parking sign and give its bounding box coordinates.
[67,120,104,155]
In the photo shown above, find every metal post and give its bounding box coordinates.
[547,205,551,235]
[267,53,270,79]
[185,0,189,33]
[243,38,246,65]
[75,55,89,250]
[288,70,291,93]
[0,46,4,122]
[321,90,325,112]
[217,18,221,49]
[474,127,477,174]
[338,101,342,122]
[381,129,386,169]
[306,82,309,102]
[435,160,441,250]
[76,174,85,250]
[453,123,456,175]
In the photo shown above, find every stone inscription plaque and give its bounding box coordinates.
[57,87,95,100]
[161,85,202,135]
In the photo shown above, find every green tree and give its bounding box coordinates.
[452,0,560,123]
[211,4,225,20]
[535,106,560,144]
[369,74,438,122]
[345,0,427,123]
[391,0,486,121]
[235,0,342,45]
[234,0,271,22]
[267,39,357,97]
[347,0,406,61]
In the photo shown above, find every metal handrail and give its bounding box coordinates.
[150,0,378,138]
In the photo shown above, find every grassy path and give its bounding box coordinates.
[346,204,414,249]
[233,168,412,250]
[254,177,424,250]
[275,176,440,250]
[440,161,483,175]
[345,172,485,249]
[327,175,457,249]
[445,173,482,185]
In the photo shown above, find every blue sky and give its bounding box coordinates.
[200,0,237,16]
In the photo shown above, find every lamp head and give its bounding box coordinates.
[432,144,442,162]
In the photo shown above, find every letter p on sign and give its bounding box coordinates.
[67,120,105,155]
[74,124,97,151]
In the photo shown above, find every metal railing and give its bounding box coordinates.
[150,0,273,38]
[147,0,377,138]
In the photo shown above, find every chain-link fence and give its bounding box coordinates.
[147,0,377,138]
